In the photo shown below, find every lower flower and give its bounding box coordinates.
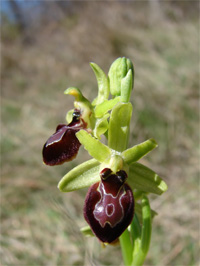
[83,168,134,243]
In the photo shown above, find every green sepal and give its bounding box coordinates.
[108,102,132,152]
[128,162,168,195]
[76,130,112,163]
[80,226,94,237]
[93,114,109,139]
[94,97,120,118]
[66,109,74,123]
[58,159,100,192]
[90,62,109,105]
[132,195,152,266]
[121,69,133,103]
[122,138,158,165]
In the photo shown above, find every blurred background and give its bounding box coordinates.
[1,1,199,265]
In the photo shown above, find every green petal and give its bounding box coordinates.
[108,102,132,152]
[128,162,168,195]
[90,62,109,105]
[94,97,120,118]
[122,139,158,164]
[65,109,74,123]
[93,114,109,139]
[76,130,111,163]
[58,159,100,192]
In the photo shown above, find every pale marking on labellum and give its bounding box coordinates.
[46,130,66,147]
[106,203,115,217]
[93,182,126,228]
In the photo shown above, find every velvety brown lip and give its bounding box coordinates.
[42,110,87,166]
[83,169,134,243]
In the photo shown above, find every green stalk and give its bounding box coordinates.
[119,229,133,266]
[131,195,152,266]
[107,62,152,266]
[107,101,133,265]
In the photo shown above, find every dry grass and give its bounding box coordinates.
[1,2,199,265]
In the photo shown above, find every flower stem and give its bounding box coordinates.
[119,229,133,266]
[131,195,152,266]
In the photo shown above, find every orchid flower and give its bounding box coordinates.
[42,57,168,266]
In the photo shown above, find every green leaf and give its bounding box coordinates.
[120,69,133,103]
[76,130,111,163]
[122,139,158,165]
[58,159,100,192]
[128,162,168,195]
[108,102,132,152]
[90,62,109,105]
[94,97,120,118]
[93,114,109,139]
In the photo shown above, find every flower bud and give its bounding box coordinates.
[108,57,134,96]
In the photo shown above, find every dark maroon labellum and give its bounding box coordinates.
[42,110,86,166]
[84,169,134,243]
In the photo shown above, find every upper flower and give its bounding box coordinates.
[42,109,87,165]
